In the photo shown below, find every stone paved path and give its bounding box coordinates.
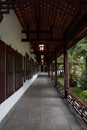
[1,75,87,130]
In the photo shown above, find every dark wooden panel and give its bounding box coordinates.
[0,43,23,101]
[29,58,32,79]
[26,53,29,79]
[15,51,23,91]
[29,58,32,78]
[30,58,35,77]
[0,41,5,103]
[6,45,14,98]
[15,51,19,91]
[19,53,23,87]
[24,56,26,82]
[22,56,25,82]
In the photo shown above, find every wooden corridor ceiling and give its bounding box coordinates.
[1,0,87,64]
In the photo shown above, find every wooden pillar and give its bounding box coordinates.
[55,52,57,86]
[48,59,52,78]
[48,63,50,77]
[64,43,69,98]
[50,56,53,80]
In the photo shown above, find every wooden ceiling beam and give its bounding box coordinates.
[31,51,54,54]
[22,30,51,33]
[75,26,87,40]
[17,0,87,4]
[22,38,64,42]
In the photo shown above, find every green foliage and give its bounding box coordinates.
[70,87,81,95]
[68,37,87,75]
[80,90,87,102]
[57,77,64,85]
[57,54,64,63]
[57,37,87,102]
[80,71,87,89]
[70,87,87,102]
[69,73,78,87]
[68,37,87,89]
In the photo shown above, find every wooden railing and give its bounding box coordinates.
[56,82,87,123]
[67,90,87,123]
[56,82,65,97]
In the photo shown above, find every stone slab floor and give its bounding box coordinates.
[1,74,87,130]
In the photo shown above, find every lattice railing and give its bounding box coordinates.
[67,90,87,123]
[56,82,87,123]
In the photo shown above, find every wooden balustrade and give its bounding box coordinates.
[56,82,87,123]
[67,90,87,123]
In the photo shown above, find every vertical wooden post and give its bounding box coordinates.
[50,64,51,78]
[47,63,50,77]
[50,56,53,80]
[64,43,69,98]
[48,59,52,79]
[55,52,57,86]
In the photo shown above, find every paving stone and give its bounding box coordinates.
[0,74,87,130]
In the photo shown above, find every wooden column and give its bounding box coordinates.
[50,56,53,80]
[55,52,57,86]
[52,65,53,80]
[48,63,50,77]
[64,44,69,98]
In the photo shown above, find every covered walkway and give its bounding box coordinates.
[1,74,87,130]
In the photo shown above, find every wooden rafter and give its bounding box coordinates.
[75,26,87,40]
[18,3,29,24]
[66,13,87,42]
[34,3,41,39]
[34,3,40,22]
[50,1,58,27]
[16,0,87,4]
[31,51,54,54]
[64,4,81,34]
[22,38,64,42]
[22,30,51,33]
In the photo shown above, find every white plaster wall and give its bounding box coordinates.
[0,10,35,61]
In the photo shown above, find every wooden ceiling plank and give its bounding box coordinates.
[13,0,87,64]
[22,38,63,42]
[34,3,40,22]
[50,1,58,27]
[66,14,87,43]
[64,5,80,34]
[34,3,41,39]
[22,30,51,33]
[14,0,87,4]
[18,3,29,24]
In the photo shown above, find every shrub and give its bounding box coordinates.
[69,73,77,87]
[80,90,87,102]
[80,71,87,89]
